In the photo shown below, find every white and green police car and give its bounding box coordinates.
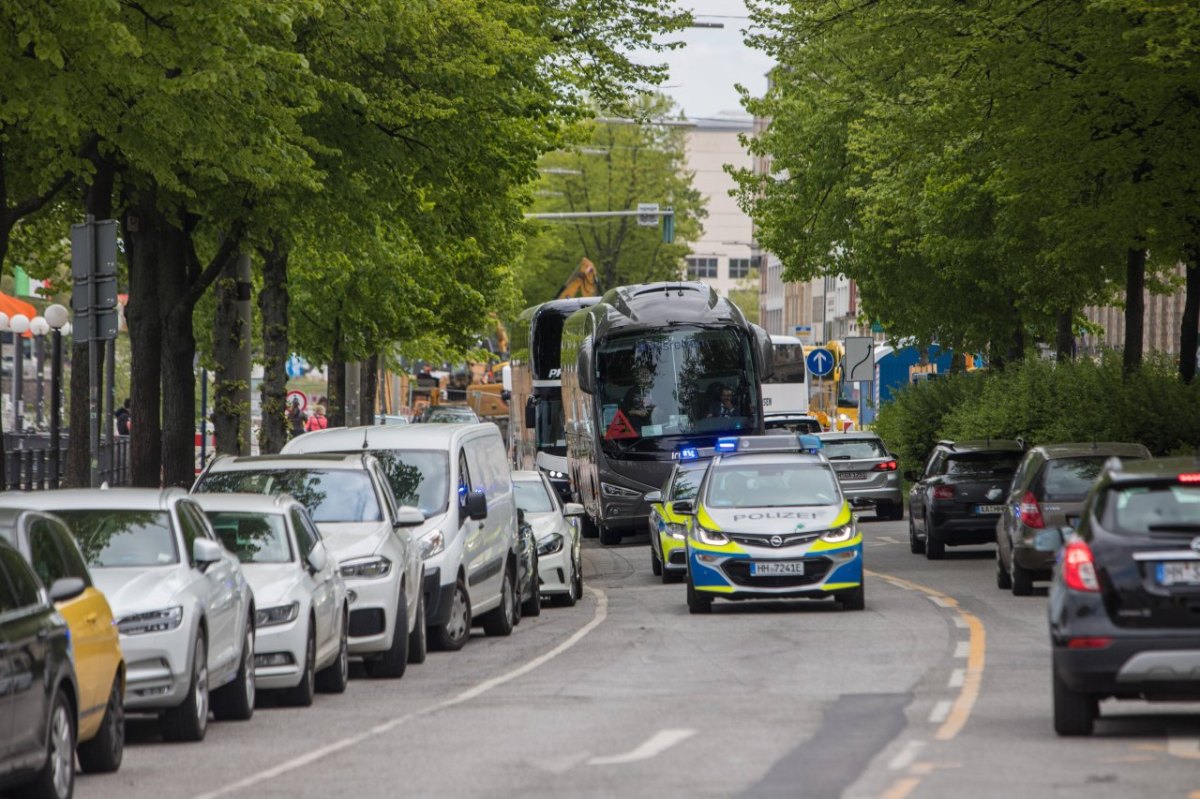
[675,436,864,614]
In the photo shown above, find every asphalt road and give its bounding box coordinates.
[74,518,1200,799]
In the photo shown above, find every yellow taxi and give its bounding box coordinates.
[0,508,125,773]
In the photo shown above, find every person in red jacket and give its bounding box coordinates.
[305,405,328,432]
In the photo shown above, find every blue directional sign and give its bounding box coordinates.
[806,347,834,377]
[285,354,309,379]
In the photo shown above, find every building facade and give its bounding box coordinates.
[1079,263,1196,360]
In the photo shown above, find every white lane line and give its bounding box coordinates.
[587,729,696,766]
[953,641,970,659]
[1167,735,1200,760]
[928,700,953,724]
[878,535,901,544]
[952,616,968,629]
[926,595,953,608]
[193,587,610,799]
[888,740,926,771]
[948,668,965,688]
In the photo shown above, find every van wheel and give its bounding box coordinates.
[316,608,349,693]
[28,689,74,799]
[482,560,516,637]
[162,631,208,742]
[78,672,123,773]
[407,590,427,664]
[430,576,471,652]
[598,524,622,546]
[212,618,255,721]
[364,590,409,678]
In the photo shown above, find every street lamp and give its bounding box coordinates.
[44,304,69,487]
[10,314,29,434]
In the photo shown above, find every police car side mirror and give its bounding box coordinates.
[1034,528,1065,552]
[644,490,662,503]
[672,500,694,516]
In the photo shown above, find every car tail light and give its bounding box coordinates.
[932,485,955,500]
[1066,637,1112,650]
[1062,540,1100,593]
[873,460,898,472]
[1179,473,1200,484]
[1019,491,1045,529]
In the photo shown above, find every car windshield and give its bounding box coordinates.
[427,408,476,423]
[514,481,555,514]
[53,510,177,568]
[357,450,448,517]
[706,463,840,508]
[1040,456,1128,501]
[1107,484,1200,535]
[205,512,292,563]
[196,469,381,523]
[671,465,706,501]
[946,453,1020,476]
[823,438,888,460]
[765,417,821,434]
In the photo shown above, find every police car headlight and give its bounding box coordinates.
[820,524,854,544]
[666,523,688,541]
[695,526,728,546]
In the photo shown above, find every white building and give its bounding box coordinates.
[681,112,757,297]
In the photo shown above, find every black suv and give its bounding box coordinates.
[907,440,1023,559]
[0,539,81,799]
[1041,457,1200,736]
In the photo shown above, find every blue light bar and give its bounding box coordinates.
[716,437,739,452]
[798,434,823,452]
[679,446,699,461]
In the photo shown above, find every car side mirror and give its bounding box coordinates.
[1034,529,1065,552]
[306,542,328,574]
[644,490,663,504]
[393,505,425,527]
[194,537,224,568]
[466,491,488,521]
[562,502,584,517]
[903,470,919,482]
[48,577,86,603]
[672,500,695,516]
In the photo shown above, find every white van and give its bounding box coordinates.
[283,423,519,650]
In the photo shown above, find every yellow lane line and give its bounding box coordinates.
[880,777,921,799]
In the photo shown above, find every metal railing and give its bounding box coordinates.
[1,434,130,491]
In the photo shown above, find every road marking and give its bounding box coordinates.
[948,668,965,688]
[928,700,953,724]
[952,616,968,629]
[878,535,901,544]
[909,761,936,775]
[193,587,610,799]
[880,777,921,799]
[1167,735,1200,760]
[888,740,925,771]
[954,641,970,658]
[926,595,954,608]
[587,729,696,765]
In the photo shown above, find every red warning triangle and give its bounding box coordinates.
[605,409,639,440]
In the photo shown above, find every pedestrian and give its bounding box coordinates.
[286,397,308,438]
[114,398,131,436]
[306,404,328,432]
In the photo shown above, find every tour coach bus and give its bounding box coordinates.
[508,297,601,500]
[560,281,772,545]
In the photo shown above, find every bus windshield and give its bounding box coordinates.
[595,327,758,448]
[535,396,567,455]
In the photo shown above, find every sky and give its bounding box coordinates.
[648,1,775,120]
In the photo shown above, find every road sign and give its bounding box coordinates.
[793,325,812,335]
[285,354,309,379]
[286,390,307,411]
[844,336,875,382]
[806,347,834,377]
[637,202,659,227]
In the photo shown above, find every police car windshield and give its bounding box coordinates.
[705,463,839,509]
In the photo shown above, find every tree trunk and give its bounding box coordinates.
[1055,309,1075,363]
[1123,247,1146,374]
[360,354,378,426]
[1005,323,1025,366]
[212,252,244,454]
[327,324,345,428]
[122,191,164,486]
[1181,250,1199,384]
[159,224,197,488]
[258,238,290,453]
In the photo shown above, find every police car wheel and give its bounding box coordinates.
[650,545,662,576]
[686,577,711,615]
[836,584,865,611]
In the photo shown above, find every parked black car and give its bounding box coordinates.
[907,440,1023,559]
[0,539,82,799]
[515,509,541,620]
[1040,457,1200,736]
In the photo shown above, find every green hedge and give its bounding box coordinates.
[872,354,1200,470]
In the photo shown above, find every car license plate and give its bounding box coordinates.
[838,471,867,481]
[750,561,805,576]
[1157,561,1200,586]
[973,505,1004,515]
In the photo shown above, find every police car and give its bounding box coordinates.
[646,457,710,583]
[675,436,864,614]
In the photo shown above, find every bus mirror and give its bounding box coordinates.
[524,397,536,429]
[753,325,774,380]
[577,339,595,394]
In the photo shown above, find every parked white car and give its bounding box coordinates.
[512,471,584,607]
[194,453,425,679]
[194,493,349,704]
[283,423,520,650]
[0,488,257,742]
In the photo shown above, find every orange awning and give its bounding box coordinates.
[0,292,39,337]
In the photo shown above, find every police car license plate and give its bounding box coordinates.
[973,505,1004,515]
[838,471,867,481]
[751,561,805,576]
[1157,561,1200,586]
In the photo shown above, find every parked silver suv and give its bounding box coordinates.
[816,432,903,520]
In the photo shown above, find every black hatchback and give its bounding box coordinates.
[0,539,81,799]
[1040,457,1200,736]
